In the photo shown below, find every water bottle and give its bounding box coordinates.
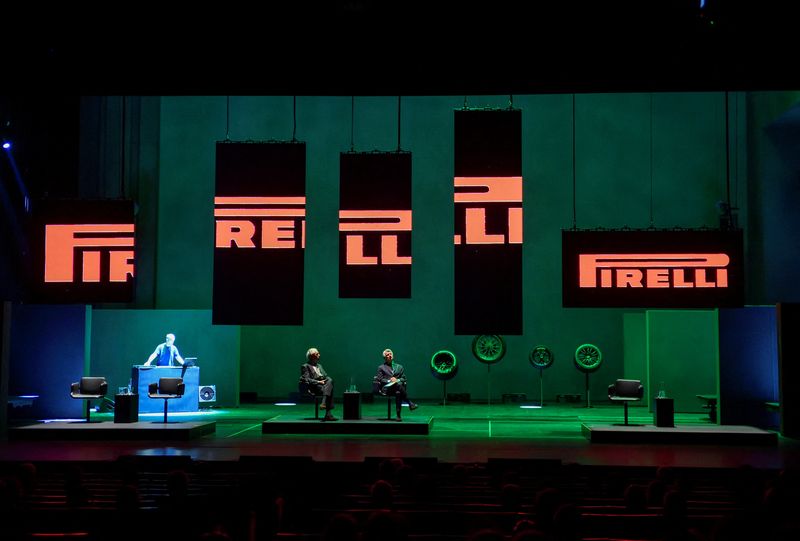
[128,379,133,394]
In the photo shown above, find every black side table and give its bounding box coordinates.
[654,397,674,428]
[343,392,362,420]
[114,394,139,423]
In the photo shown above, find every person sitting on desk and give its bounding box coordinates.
[374,348,418,422]
[144,333,185,367]
[300,348,337,421]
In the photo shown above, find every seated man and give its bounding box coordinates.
[300,348,336,421]
[373,348,418,422]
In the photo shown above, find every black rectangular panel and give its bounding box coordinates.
[562,230,744,308]
[31,199,135,303]
[213,142,305,325]
[339,152,412,298]
[778,303,800,438]
[454,109,523,335]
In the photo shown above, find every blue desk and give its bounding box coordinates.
[131,366,199,413]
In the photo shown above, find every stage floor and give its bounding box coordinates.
[263,414,433,434]
[581,422,778,445]
[8,420,216,441]
[2,402,797,469]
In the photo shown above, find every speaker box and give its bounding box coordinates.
[199,385,216,403]
[239,391,258,403]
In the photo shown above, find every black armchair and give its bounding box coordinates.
[299,381,324,419]
[148,377,185,423]
[70,377,108,422]
[608,379,644,426]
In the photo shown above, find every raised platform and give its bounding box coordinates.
[262,415,433,435]
[582,423,778,445]
[9,420,216,441]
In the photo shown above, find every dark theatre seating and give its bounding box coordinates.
[0,458,795,540]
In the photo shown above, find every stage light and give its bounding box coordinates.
[274,402,297,406]
[2,141,9,149]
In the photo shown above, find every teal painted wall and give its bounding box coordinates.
[623,312,647,409]
[89,309,239,407]
[646,310,719,413]
[119,93,740,401]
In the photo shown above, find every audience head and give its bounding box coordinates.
[370,479,393,508]
[363,510,408,541]
[553,503,581,541]
[647,478,666,506]
[167,469,189,499]
[534,487,562,530]
[16,462,37,491]
[324,513,358,541]
[452,464,469,483]
[663,489,687,521]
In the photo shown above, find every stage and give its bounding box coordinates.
[263,414,433,435]
[581,423,778,445]
[8,420,216,441]
[2,402,795,469]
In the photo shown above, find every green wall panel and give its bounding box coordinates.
[646,310,719,413]
[623,312,647,406]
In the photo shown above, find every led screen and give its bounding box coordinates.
[339,151,412,298]
[562,229,744,308]
[32,199,135,302]
[454,109,523,335]
[213,142,306,325]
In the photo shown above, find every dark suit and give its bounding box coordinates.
[300,362,334,410]
[374,362,412,416]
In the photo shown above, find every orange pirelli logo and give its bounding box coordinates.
[454,176,522,245]
[578,253,731,288]
[215,196,306,249]
[339,210,412,265]
[44,224,135,283]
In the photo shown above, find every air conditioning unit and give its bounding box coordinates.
[199,385,216,403]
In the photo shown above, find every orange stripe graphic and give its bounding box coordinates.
[339,210,412,231]
[454,177,522,203]
[214,196,306,205]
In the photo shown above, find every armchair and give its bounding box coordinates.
[148,377,185,423]
[70,377,108,422]
[608,379,644,426]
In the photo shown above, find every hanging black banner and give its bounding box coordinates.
[562,229,744,308]
[213,142,305,325]
[339,151,412,298]
[454,109,523,335]
[32,199,135,303]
